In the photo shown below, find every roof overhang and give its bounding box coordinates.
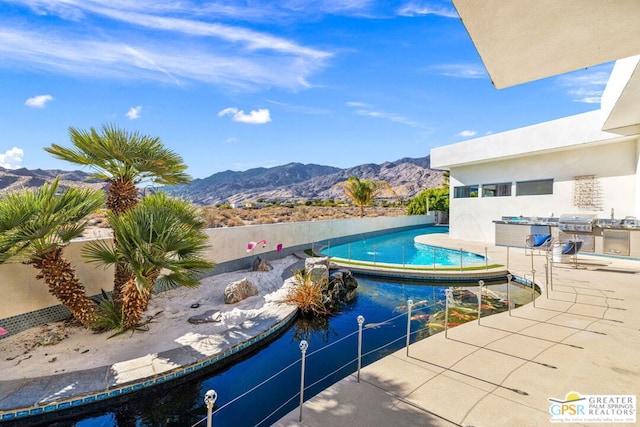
[600,56,640,136]
[452,0,640,89]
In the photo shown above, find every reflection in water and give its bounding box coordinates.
[35,276,534,427]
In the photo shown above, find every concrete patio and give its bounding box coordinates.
[276,234,640,426]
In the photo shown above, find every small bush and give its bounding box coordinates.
[281,269,330,316]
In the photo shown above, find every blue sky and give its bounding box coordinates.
[1,0,613,179]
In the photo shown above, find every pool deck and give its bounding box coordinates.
[276,234,640,426]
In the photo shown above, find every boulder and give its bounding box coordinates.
[251,256,272,272]
[305,256,330,270]
[329,269,358,303]
[305,256,330,285]
[224,278,258,304]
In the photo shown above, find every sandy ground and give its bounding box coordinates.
[0,256,301,381]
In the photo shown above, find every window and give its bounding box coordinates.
[482,182,511,197]
[454,185,478,198]
[516,179,553,196]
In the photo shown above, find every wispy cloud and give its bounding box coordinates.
[345,101,370,108]
[0,147,24,169]
[0,1,333,90]
[457,130,477,138]
[218,107,272,124]
[266,99,331,115]
[345,101,426,128]
[431,64,487,79]
[25,94,53,108]
[397,2,458,18]
[556,64,613,104]
[126,105,142,119]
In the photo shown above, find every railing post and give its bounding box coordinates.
[544,262,549,299]
[506,246,510,270]
[357,315,364,382]
[459,248,463,272]
[433,247,436,272]
[373,245,376,265]
[548,252,554,291]
[485,247,488,270]
[298,340,308,422]
[204,390,217,427]
[507,274,513,316]
[402,246,405,268]
[444,290,451,338]
[406,300,413,356]
[531,269,536,308]
[348,243,351,263]
[477,280,484,325]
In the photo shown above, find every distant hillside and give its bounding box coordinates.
[0,156,444,206]
[0,167,105,195]
[164,156,444,205]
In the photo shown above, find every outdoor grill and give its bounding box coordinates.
[558,213,597,232]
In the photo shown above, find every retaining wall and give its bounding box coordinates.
[0,214,433,335]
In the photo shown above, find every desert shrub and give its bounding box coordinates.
[281,269,330,316]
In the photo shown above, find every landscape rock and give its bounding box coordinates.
[224,278,259,304]
[300,257,359,310]
[188,310,223,325]
[252,256,272,272]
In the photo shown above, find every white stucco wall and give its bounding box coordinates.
[446,136,639,243]
[0,214,432,320]
[431,111,621,170]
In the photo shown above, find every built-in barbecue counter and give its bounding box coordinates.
[494,214,640,258]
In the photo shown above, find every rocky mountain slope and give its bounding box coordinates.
[0,156,444,206]
[0,167,105,195]
[165,156,443,205]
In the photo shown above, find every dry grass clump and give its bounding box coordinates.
[198,205,405,228]
[280,269,331,316]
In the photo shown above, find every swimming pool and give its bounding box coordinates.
[320,226,486,267]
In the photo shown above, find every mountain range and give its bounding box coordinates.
[0,156,443,206]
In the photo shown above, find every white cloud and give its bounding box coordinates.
[346,102,426,128]
[458,130,477,138]
[126,105,142,119]
[345,101,370,108]
[218,107,271,124]
[0,147,24,169]
[556,65,613,104]
[397,2,458,18]
[432,64,487,79]
[25,94,54,108]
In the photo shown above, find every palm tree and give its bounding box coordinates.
[341,176,393,217]
[82,192,214,329]
[45,124,192,307]
[0,178,105,328]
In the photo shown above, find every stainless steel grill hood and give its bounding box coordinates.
[558,213,597,232]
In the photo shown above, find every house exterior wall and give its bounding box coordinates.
[432,130,640,244]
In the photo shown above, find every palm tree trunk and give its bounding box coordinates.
[107,178,139,308]
[121,270,161,328]
[120,277,150,328]
[32,248,96,328]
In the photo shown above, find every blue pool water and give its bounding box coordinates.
[320,226,486,267]
[28,276,534,427]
